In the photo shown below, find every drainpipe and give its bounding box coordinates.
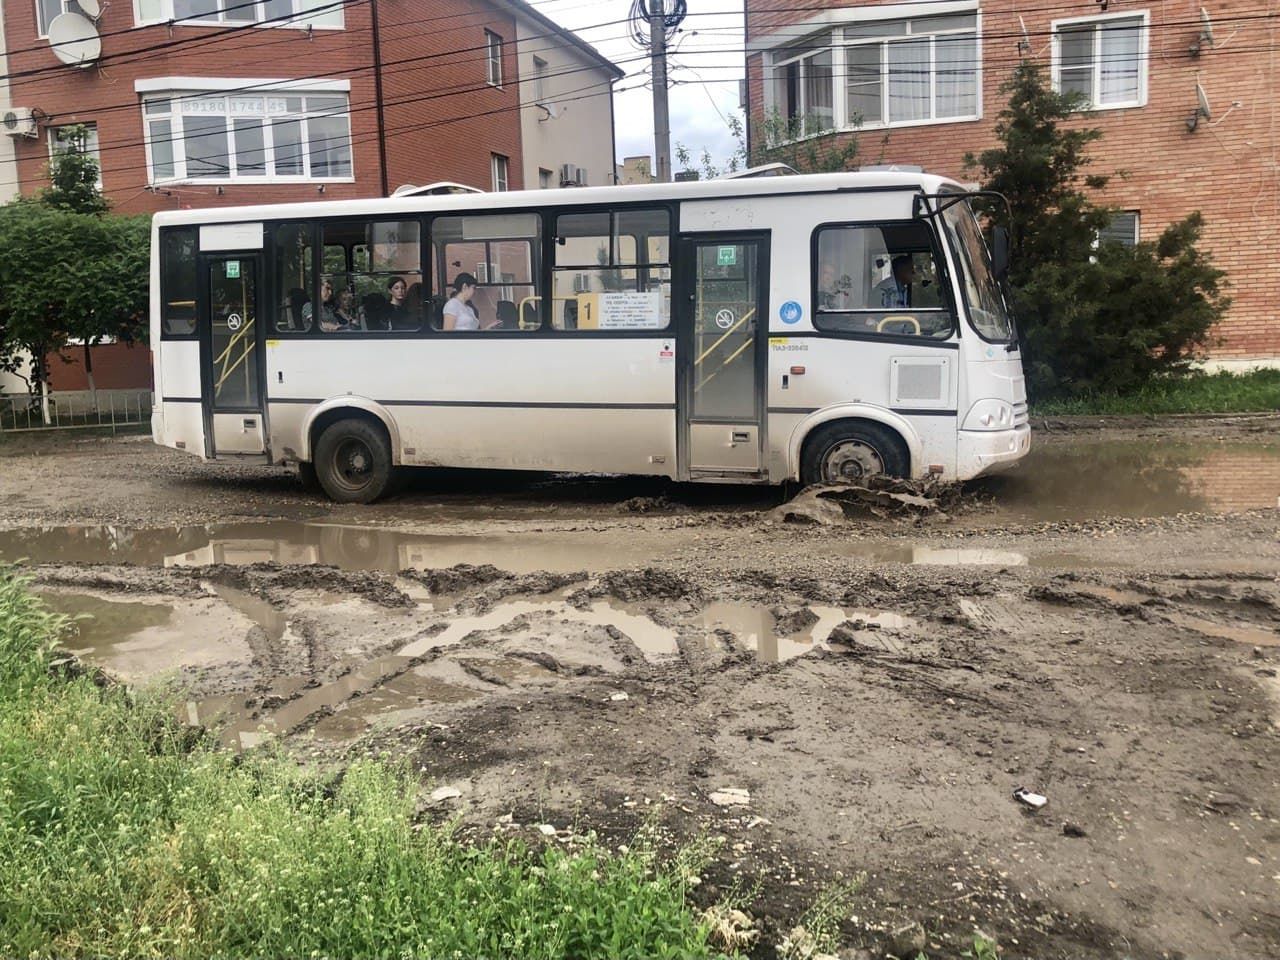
[370,0,389,196]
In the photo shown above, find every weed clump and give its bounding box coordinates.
[0,568,726,959]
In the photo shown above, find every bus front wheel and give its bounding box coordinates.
[314,418,394,504]
[801,422,909,486]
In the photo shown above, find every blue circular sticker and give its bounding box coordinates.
[779,300,803,325]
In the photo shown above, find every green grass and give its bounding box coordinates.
[0,569,729,959]
[1031,369,1280,416]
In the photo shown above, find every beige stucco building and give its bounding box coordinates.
[512,3,621,189]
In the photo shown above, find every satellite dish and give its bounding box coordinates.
[75,0,102,19]
[1199,7,1215,46]
[1196,83,1212,119]
[46,13,101,69]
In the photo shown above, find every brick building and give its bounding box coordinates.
[0,0,618,211]
[0,0,618,397]
[745,0,1279,363]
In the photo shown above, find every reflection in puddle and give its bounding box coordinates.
[38,586,920,748]
[839,545,1031,566]
[699,602,913,660]
[979,439,1280,521]
[0,522,652,574]
[38,589,253,681]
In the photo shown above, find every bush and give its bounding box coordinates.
[970,62,1228,401]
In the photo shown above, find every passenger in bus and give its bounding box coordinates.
[334,290,359,331]
[302,279,340,331]
[385,277,410,328]
[441,272,497,331]
[874,255,915,308]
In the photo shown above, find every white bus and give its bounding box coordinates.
[150,171,1030,503]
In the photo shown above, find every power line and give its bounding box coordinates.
[9,1,1272,88]
[3,6,1277,192]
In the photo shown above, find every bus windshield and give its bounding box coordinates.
[939,200,1014,343]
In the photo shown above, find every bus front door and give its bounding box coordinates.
[678,235,769,479]
[201,254,266,457]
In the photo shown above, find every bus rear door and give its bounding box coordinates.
[200,253,267,457]
[677,234,770,479]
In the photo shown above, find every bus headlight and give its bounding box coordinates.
[963,399,1015,431]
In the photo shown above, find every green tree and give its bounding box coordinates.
[40,125,109,216]
[969,61,1227,398]
[0,133,149,416]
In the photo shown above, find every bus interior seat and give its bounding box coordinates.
[561,298,578,330]
[428,295,446,328]
[521,300,538,329]
[281,288,309,330]
[361,293,388,330]
[496,300,517,329]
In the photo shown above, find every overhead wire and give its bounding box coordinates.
[2,5,1276,192]
[9,2,1275,88]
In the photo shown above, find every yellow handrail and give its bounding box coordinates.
[214,317,255,392]
[695,337,753,394]
[694,307,755,367]
[213,317,254,368]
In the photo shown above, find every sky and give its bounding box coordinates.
[535,0,747,172]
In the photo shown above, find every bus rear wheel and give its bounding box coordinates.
[314,418,393,504]
[801,422,909,486]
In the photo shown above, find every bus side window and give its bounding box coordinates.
[160,227,198,337]
[430,213,541,332]
[551,208,670,331]
[812,222,954,340]
[273,223,312,333]
[321,220,423,333]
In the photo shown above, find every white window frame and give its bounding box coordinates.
[486,30,503,87]
[47,123,103,188]
[838,13,982,132]
[35,0,75,38]
[761,7,982,142]
[135,79,354,185]
[491,154,509,192]
[1098,210,1141,247]
[131,0,345,31]
[767,45,836,138]
[1050,11,1149,111]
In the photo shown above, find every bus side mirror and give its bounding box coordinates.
[992,226,1010,281]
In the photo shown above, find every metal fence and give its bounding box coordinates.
[0,389,153,433]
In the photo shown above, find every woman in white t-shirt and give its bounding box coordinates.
[441,272,496,331]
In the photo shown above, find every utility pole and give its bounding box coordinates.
[649,0,671,183]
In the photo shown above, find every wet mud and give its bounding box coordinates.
[3,419,1280,958]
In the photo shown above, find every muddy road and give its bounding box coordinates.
[2,416,1279,959]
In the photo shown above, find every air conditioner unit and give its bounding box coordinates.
[2,108,39,139]
[573,166,587,186]
[559,163,579,187]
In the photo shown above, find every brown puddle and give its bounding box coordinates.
[1065,584,1280,647]
[38,587,919,748]
[0,522,657,574]
[978,438,1280,521]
